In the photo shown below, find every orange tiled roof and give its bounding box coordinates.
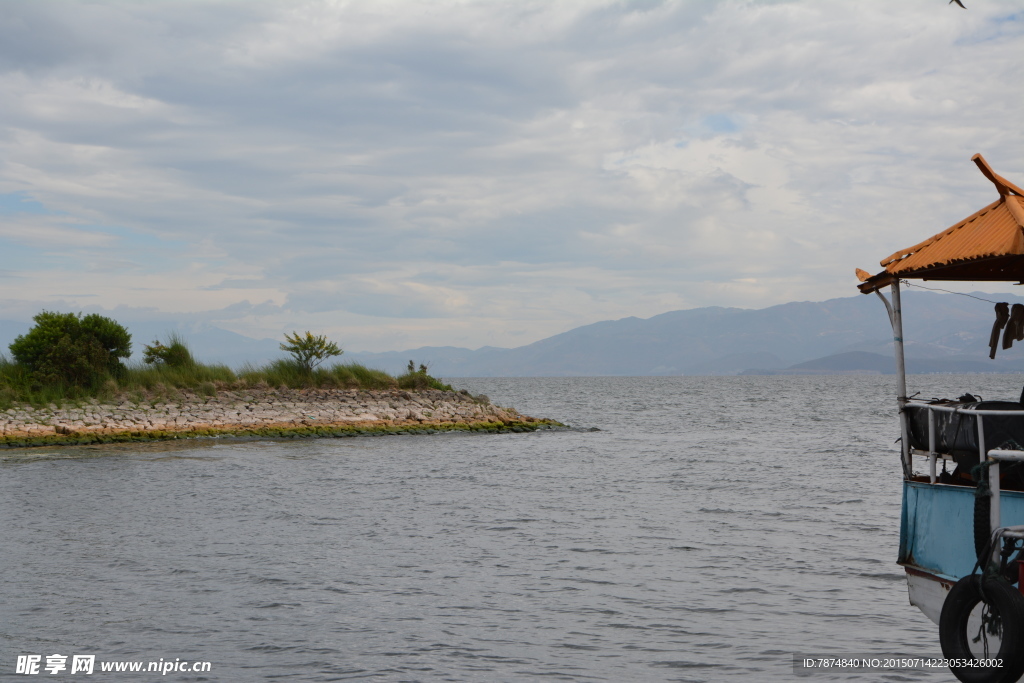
[858,155,1024,292]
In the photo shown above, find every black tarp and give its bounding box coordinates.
[907,401,1024,476]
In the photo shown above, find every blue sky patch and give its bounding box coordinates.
[0,192,56,215]
[702,114,738,134]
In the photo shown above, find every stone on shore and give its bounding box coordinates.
[0,387,561,447]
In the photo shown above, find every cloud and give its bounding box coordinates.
[1,0,1022,350]
[0,214,114,249]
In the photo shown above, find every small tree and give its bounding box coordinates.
[142,333,194,368]
[9,311,132,386]
[280,331,342,372]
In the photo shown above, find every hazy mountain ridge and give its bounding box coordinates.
[1,291,1021,376]
[346,291,1024,376]
[741,351,1024,376]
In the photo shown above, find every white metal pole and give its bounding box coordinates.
[978,421,1003,565]
[978,417,1002,565]
[991,458,1001,567]
[891,281,911,475]
[928,409,936,484]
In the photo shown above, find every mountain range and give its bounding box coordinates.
[2,290,1023,376]
[343,290,1024,376]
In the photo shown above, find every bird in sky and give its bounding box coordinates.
[949,0,966,8]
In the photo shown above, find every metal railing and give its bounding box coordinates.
[903,401,1024,564]
[987,449,1024,564]
[903,401,1024,484]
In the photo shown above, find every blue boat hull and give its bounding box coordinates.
[900,481,1024,623]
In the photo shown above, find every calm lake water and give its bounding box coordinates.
[5,375,1023,681]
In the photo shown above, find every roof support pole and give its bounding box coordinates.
[891,280,911,478]
[873,282,911,477]
[877,281,911,478]
[891,279,909,406]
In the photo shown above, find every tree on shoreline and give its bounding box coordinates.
[280,331,343,372]
[9,311,132,387]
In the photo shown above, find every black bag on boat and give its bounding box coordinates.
[907,401,1024,476]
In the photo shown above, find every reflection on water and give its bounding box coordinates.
[1,437,227,462]
[6,375,1016,681]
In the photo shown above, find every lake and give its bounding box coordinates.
[6,374,1020,681]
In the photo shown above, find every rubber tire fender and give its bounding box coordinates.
[939,575,1024,683]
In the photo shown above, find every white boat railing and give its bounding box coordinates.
[903,401,1024,483]
[903,402,1024,547]
[987,450,1024,564]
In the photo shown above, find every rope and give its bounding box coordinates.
[970,460,997,578]
[900,280,1002,305]
[972,460,995,501]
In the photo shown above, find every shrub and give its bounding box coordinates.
[0,321,442,406]
[279,331,342,372]
[142,333,194,368]
[397,360,453,391]
[9,311,131,387]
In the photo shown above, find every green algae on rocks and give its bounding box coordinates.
[0,387,564,449]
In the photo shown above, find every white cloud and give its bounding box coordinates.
[0,0,1022,351]
[0,214,115,249]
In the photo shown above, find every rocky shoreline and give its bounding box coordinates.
[0,387,562,448]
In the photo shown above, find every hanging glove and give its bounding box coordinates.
[991,302,1010,358]
[1004,304,1024,350]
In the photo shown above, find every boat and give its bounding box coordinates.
[858,154,1024,682]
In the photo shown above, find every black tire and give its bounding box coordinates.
[940,575,1024,683]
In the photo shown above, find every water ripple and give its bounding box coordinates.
[3,375,990,681]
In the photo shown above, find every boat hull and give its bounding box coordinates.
[900,480,1024,623]
[905,566,954,625]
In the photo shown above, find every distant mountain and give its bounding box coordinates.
[752,351,898,375]
[741,351,1024,376]
[126,322,282,367]
[347,290,1024,376]
[2,290,1021,376]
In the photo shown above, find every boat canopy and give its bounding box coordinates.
[858,154,1024,294]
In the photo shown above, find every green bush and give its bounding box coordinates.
[397,360,452,391]
[0,317,443,407]
[142,333,194,368]
[279,331,342,372]
[9,311,131,387]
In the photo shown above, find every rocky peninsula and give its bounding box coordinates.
[0,387,561,448]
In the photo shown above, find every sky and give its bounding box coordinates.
[1,0,1022,352]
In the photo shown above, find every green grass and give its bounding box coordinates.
[0,355,83,408]
[0,355,446,410]
[237,359,396,390]
[396,368,453,391]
